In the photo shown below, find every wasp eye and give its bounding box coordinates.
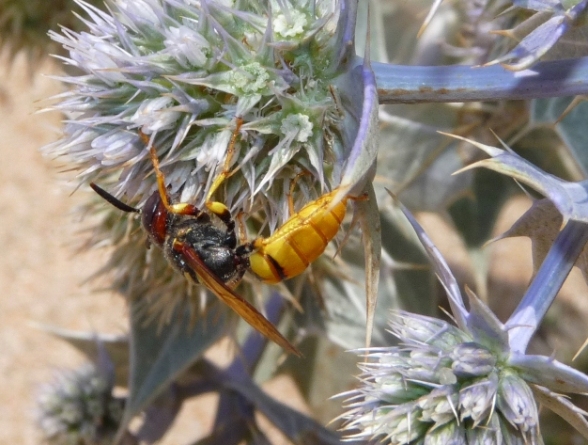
[142,191,168,246]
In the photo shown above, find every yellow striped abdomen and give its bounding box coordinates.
[249,190,348,284]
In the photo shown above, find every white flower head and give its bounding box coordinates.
[131,96,182,133]
[45,0,368,323]
[274,9,308,38]
[164,25,211,68]
[281,113,313,142]
[36,364,124,445]
[340,311,541,443]
[47,0,347,221]
[231,62,271,95]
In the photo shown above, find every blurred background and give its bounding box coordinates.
[0,53,127,444]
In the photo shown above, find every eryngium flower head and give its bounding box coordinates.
[47,0,350,227]
[36,364,124,445]
[45,0,364,322]
[340,311,542,444]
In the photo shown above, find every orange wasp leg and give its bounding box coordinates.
[234,210,249,245]
[140,131,239,240]
[139,131,204,218]
[286,171,311,217]
[141,119,244,223]
[205,116,244,203]
[204,117,245,228]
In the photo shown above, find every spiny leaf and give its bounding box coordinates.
[393,192,469,329]
[489,15,569,70]
[34,324,129,387]
[488,0,588,70]
[449,132,588,224]
[335,58,379,201]
[117,301,228,441]
[532,384,588,441]
[511,353,588,394]
[495,198,588,286]
[356,182,381,348]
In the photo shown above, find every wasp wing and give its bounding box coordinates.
[175,242,301,357]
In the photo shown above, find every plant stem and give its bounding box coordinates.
[372,57,588,103]
[507,219,588,352]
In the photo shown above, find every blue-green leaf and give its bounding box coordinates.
[35,324,129,387]
[118,301,228,439]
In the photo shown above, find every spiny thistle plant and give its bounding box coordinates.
[341,313,543,443]
[37,363,124,445]
[341,187,588,443]
[46,0,361,218]
[14,0,588,442]
[44,0,376,328]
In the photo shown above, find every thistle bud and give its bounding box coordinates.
[36,365,124,445]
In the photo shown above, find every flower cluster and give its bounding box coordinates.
[341,312,540,444]
[36,364,124,445]
[47,0,349,228]
[340,191,588,444]
[44,0,365,321]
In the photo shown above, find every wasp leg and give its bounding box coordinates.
[206,117,244,202]
[235,210,248,245]
[139,131,204,217]
[287,171,311,216]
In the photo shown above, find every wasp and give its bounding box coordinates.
[91,132,350,356]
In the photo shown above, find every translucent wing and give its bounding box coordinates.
[175,241,301,357]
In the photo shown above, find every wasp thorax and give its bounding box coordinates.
[164,215,249,287]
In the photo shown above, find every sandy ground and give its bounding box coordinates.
[0,54,129,444]
[3,51,588,444]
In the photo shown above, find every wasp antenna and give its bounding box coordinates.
[90,183,140,213]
